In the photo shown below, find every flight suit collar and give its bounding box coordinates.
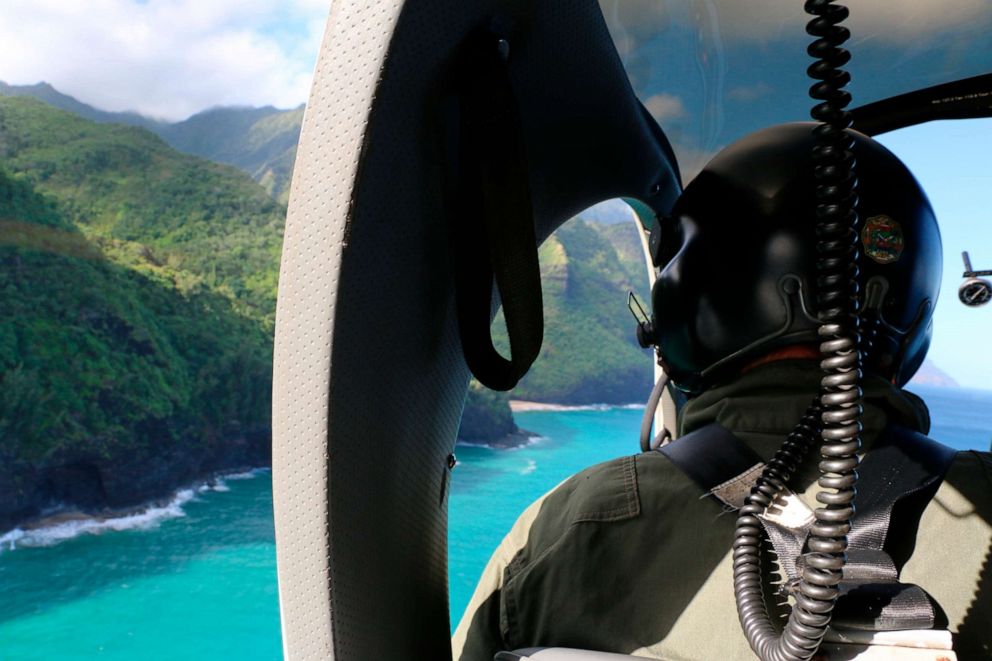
[677,359,931,462]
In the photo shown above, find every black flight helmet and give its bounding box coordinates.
[651,122,942,393]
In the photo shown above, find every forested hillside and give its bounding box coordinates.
[495,218,654,405]
[0,82,303,204]
[158,106,303,204]
[0,88,657,517]
[0,96,284,320]
[0,97,278,529]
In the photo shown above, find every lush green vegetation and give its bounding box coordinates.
[0,87,654,494]
[494,218,654,405]
[0,82,303,205]
[159,106,303,205]
[0,98,277,523]
[0,170,271,459]
[0,96,284,322]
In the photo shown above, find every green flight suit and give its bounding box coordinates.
[452,361,992,660]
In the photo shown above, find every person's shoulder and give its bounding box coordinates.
[500,455,639,554]
[543,454,642,525]
[946,448,992,493]
[505,451,701,561]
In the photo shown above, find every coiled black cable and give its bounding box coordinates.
[733,2,863,659]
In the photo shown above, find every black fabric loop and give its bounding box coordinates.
[451,31,544,391]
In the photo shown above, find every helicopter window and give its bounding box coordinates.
[598,0,992,183]
[450,198,656,623]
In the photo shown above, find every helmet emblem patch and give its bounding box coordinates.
[862,215,904,264]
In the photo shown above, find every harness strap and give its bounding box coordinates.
[657,423,763,508]
[657,423,958,632]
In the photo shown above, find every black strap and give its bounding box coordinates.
[848,426,958,565]
[449,31,543,391]
[657,423,763,502]
[658,423,958,632]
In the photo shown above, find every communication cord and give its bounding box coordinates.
[733,1,864,659]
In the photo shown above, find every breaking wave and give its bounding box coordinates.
[0,467,268,553]
[456,433,547,451]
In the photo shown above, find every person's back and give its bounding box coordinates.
[452,124,992,660]
[452,360,992,659]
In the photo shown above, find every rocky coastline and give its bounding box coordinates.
[0,427,270,535]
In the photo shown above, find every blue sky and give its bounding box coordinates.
[877,119,992,389]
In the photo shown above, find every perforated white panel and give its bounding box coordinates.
[272,2,404,659]
[273,0,678,659]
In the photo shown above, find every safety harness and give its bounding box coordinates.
[659,424,958,633]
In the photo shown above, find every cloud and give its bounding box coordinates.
[727,82,773,103]
[598,0,671,56]
[0,0,329,121]
[643,93,686,123]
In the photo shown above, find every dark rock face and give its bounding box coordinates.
[0,429,270,533]
[458,383,517,444]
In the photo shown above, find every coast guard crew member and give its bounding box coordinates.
[452,124,992,660]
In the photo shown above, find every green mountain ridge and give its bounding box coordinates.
[1,85,660,454]
[0,96,284,319]
[0,96,278,529]
[0,81,164,132]
[157,105,304,205]
[492,218,654,405]
[0,82,303,204]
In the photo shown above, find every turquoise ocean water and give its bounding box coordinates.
[0,386,989,659]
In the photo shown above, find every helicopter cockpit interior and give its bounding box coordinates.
[271,1,992,660]
[1,1,991,660]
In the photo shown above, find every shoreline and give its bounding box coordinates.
[456,429,544,451]
[509,400,644,413]
[0,466,269,552]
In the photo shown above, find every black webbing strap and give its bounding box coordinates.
[657,423,763,504]
[658,423,958,632]
[450,32,544,391]
[848,426,959,563]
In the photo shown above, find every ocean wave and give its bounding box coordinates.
[508,434,548,451]
[455,440,493,449]
[511,401,646,412]
[0,467,268,553]
[223,468,269,480]
[0,489,196,553]
[457,433,548,451]
[519,459,538,475]
[198,481,230,493]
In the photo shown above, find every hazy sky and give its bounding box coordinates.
[0,0,329,120]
